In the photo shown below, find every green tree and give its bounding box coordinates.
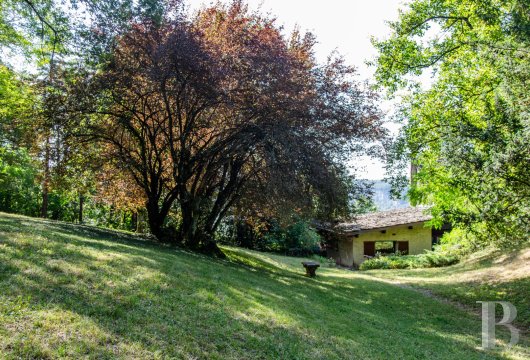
[373,0,530,249]
[0,64,33,145]
[0,146,40,215]
[0,63,40,216]
[76,1,384,252]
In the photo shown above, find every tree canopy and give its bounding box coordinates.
[373,0,530,249]
[72,2,384,250]
[0,0,385,253]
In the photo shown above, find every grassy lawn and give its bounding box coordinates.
[364,247,530,330]
[0,212,528,359]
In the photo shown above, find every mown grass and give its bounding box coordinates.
[365,247,530,329]
[0,212,528,359]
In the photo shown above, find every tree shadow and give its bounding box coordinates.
[0,213,527,359]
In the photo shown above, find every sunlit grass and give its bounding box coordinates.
[0,212,527,359]
[365,247,530,329]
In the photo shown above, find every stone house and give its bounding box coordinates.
[324,207,450,268]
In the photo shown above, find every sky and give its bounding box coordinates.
[187,0,406,180]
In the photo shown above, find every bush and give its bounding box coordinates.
[218,218,322,256]
[359,251,459,271]
[310,254,336,267]
[0,146,40,216]
[359,257,393,270]
[434,227,492,257]
[285,221,321,252]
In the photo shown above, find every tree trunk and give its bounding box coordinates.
[137,209,146,233]
[132,211,138,232]
[180,199,201,248]
[200,237,225,258]
[41,137,50,218]
[147,212,163,239]
[179,199,225,257]
[78,193,84,224]
[146,198,164,239]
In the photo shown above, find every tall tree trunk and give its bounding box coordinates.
[137,209,146,233]
[146,198,164,239]
[180,199,200,248]
[41,26,56,219]
[132,211,138,232]
[41,136,50,218]
[78,193,84,223]
[180,198,225,257]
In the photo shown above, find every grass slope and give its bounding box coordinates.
[364,247,530,329]
[0,212,527,359]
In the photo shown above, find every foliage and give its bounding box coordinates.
[217,217,269,251]
[348,179,378,215]
[0,0,175,222]
[433,227,483,257]
[310,254,336,267]
[220,218,322,256]
[0,0,386,254]
[359,251,459,270]
[264,220,322,256]
[373,0,530,249]
[72,1,384,250]
[0,212,526,358]
[0,146,40,215]
[375,241,394,251]
[0,64,41,216]
[0,65,34,146]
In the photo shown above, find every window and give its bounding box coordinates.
[375,241,394,254]
[364,241,409,256]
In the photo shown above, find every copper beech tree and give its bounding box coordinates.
[78,2,385,251]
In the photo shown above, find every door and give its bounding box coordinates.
[364,241,376,257]
[397,241,409,255]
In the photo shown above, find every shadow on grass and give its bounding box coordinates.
[364,248,530,330]
[0,213,526,359]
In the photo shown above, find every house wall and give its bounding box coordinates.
[333,222,432,267]
[335,237,353,267]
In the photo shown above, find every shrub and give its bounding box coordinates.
[434,227,491,257]
[264,220,321,256]
[359,251,458,271]
[310,255,336,267]
[0,146,40,216]
[218,218,322,256]
[359,257,392,270]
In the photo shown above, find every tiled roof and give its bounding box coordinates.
[335,207,432,233]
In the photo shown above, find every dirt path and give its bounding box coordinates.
[360,273,529,336]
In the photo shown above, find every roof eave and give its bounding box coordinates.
[340,220,431,234]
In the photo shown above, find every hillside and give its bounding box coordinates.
[0,212,528,359]
[365,247,530,328]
